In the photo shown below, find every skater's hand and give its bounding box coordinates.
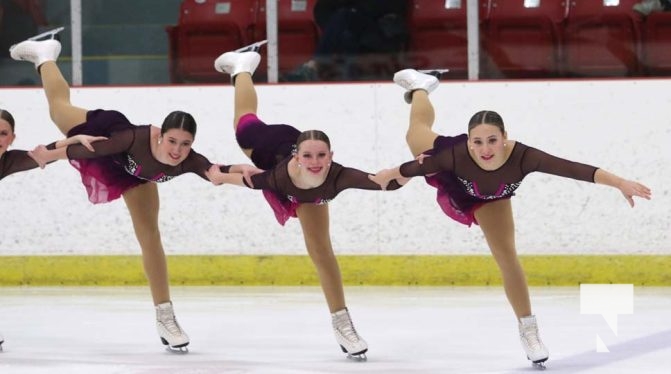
[415,153,431,164]
[237,164,263,188]
[28,145,50,169]
[415,153,438,177]
[369,169,396,190]
[74,135,108,152]
[205,164,228,185]
[395,176,411,186]
[618,179,651,207]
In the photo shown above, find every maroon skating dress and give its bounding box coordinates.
[236,113,402,225]
[66,109,229,204]
[399,134,598,226]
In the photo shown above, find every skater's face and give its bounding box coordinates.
[0,119,16,156]
[468,123,507,170]
[157,128,194,166]
[295,139,333,176]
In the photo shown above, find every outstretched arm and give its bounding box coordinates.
[523,147,652,207]
[205,163,263,188]
[593,169,651,207]
[336,166,408,191]
[368,166,406,190]
[369,154,434,188]
[28,135,109,168]
[54,134,108,150]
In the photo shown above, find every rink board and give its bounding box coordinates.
[0,255,669,286]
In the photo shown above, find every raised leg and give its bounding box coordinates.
[405,90,440,157]
[232,73,258,131]
[39,62,87,135]
[10,37,87,135]
[215,48,262,159]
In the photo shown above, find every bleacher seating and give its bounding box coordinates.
[406,0,490,80]
[163,0,671,83]
[482,0,568,78]
[642,10,671,75]
[254,0,319,78]
[166,0,257,83]
[562,0,643,77]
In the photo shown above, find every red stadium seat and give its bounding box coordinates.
[167,0,258,83]
[254,0,319,78]
[562,0,643,77]
[482,0,568,78]
[406,0,490,80]
[642,11,671,76]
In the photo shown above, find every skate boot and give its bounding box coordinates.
[331,308,368,361]
[0,332,4,351]
[519,315,549,369]
[393,68,440,104]
[156,301,190,353]
[9,28,63,70]
[214,40,265,78]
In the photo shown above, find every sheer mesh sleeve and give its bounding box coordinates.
[246,170,275,190]
[66,128,135,159]
[521,147,597,183]
[334,167,403,192]
[399,147,455,177]
[0,150,39,179]
[179,150,216,181]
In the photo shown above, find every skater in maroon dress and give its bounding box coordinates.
[370,69,652,367]
[10,34,258,352]
[205,44,407,360]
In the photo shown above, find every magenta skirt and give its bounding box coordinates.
[236,113,302,225]
[66,109,146,204]
[423,134,485,227]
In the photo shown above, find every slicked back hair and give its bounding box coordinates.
[161,110,197,136]
[468,110,505,134]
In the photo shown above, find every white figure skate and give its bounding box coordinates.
[156,301,190,353]
[214,40,266,78]
[393,68,443,104]
[9,27,64,70]
[519,315,549,369]
[331,308,368,361]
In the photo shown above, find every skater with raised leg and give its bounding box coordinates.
[207,42,408,360]
[10,29,258,353]
[370,69,652,368]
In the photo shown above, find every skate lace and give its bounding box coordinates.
[335,313,361,343]
[522,325,543,352]
[158,311,184,337]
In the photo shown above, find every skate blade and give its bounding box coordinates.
[161,337,189,354]
[29,27,65,41]
[418,69,450,78]
[165,345,189,354]
[531,359,547,370]
[346,352,367,362]
[235,40,267,53]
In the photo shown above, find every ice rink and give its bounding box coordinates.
[1,286,669,373]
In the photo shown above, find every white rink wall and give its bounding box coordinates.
[0,80,668,255]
